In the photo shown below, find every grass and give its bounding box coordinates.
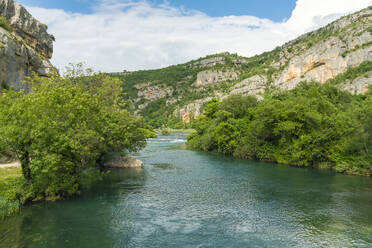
[0,166,22,219]
[0,166,22,181]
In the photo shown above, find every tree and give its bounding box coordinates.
[187,82,372,176]
[0,65,154,200]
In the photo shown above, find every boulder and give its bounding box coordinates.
[104,156,144,169]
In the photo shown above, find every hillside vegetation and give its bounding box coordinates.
[111,6,372,128]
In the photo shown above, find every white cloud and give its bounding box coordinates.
[26,0,372,72]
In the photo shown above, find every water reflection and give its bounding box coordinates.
[0,168,146,248]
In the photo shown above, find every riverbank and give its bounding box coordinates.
[157,128,195,135]
[0,161,20,168]
[0,166,21,180]
[186,83,372,177]
[0,166,22,218]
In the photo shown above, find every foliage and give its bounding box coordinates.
[0,167,22,218]
[0,17,13,33]
[341,42,372,57]
[160,127,171,136]
[187,82,372,176]
[0,64,153,204]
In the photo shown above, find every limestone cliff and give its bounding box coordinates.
[0,0,54,91]
[111,6,372,126]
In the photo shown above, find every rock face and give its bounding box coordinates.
[195,70,239,87]
[341,72,372,95]
[136,83,173,101]
[191,56,226,68]
[0,0,54,90]
[275,34,372,91]
[104,156,144,169]
[175,97,213,123]
[229,75,267,100]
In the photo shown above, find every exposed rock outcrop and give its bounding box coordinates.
[275,35,372,91]
[191,56,226,68]
[136,83,173,101]
[175,97,213,123]
[341,72,372,95]
[0,0,54,90]
[195,70,239,87]
[229,75,267,100]
[104,156,144,169]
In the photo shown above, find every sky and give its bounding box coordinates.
[17,0,298,21]
[16,0,372,72]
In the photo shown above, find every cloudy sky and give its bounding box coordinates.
[17,0,372,72]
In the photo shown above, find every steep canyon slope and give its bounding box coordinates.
[112,6,372,127]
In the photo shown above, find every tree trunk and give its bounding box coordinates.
[20,149,31,182]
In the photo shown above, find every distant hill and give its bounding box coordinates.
[111,6,372,128]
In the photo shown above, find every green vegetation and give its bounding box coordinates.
[368,26,372,34]
[0,166,22,218]
[187,82,372,176]
[342,42,372,57]
[0,17,13,33]
[160,128,171,136]
[0,65,155,218]
[115,54,230,128]
[113,51,285,128]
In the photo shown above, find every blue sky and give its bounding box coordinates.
[18,0,297,22]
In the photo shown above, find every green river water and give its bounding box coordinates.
[1,134,372,247]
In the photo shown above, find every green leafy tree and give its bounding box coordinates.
[0,65,153,201]
[187,82,372,176]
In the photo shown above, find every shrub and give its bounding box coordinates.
[0,17,13,32]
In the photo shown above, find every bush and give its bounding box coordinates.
[0,17,13,32]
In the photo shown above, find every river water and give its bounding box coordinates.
[1,134,372,248]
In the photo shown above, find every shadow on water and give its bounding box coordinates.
[0,168,147,248]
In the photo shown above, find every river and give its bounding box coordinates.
[1,133,372,247]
